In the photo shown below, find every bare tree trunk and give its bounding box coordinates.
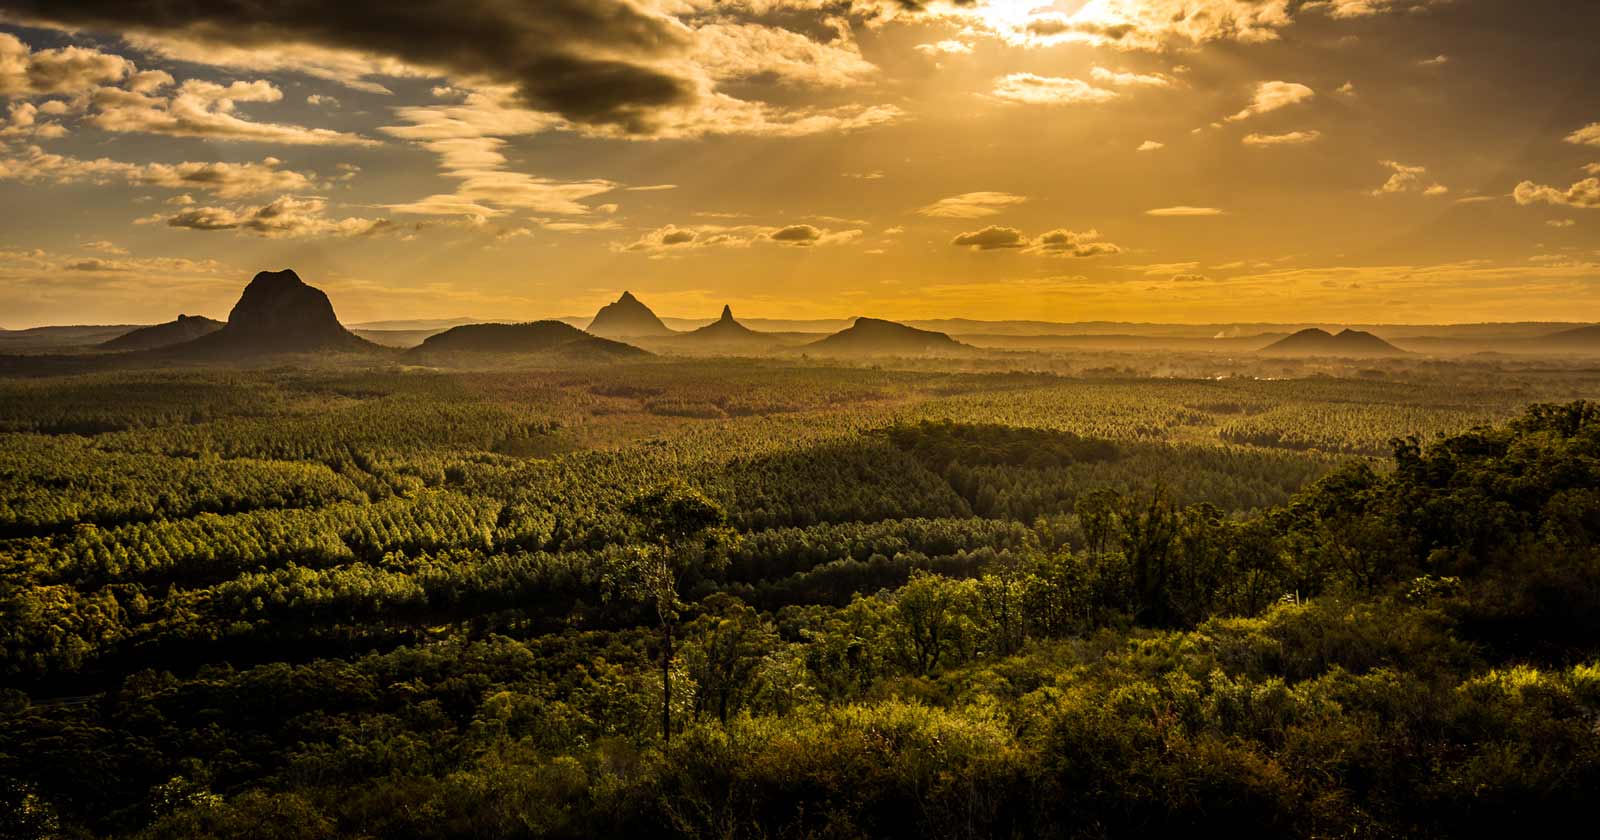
[661,618,673,744]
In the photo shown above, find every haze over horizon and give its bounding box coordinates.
[2,0,1598,329]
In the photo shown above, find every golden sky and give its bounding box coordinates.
[0,0,1597,327]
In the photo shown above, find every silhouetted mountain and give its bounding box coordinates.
[404,321,647,362]
[675,305,773,347]
[1534,324,1600,352]
[100,315,223,351]
[168,269,375,357]
[587,291,675,338]
[1260,328,1405,356]
[804,317,970,356]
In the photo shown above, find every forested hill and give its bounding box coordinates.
[2,377,1599,837]
[403,321,647,361]
[805,317,969,356]
[99,316,223,352]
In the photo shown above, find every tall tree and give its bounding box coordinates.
[610,481,737,743]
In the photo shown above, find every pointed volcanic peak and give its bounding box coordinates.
[404,321,649,363]
[804,317,971,357]
[586,291,676,339]
[100,314,223,351]
[1259,327,1406,357]
[681,305,767,342]
[167,269,377,357]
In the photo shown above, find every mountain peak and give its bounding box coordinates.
[806,317,968,356]
[588,291,675,338]
[405,320,649,362]
[162,268,372,356]
[240,268,305,297]
[227,269,337,334]
[99,313,224,351]
[684,304,765,344]
[1261,326,1404,357]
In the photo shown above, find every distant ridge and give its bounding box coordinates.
[1260,328,1406,357]
[1534,324,1600,352]
[587,291,676,339]
[805,317,970,356]
[404,321,647,361]
[0,324,145,351]
[164,269,377,357]
[348,316,482,332]
[100,314,223,351]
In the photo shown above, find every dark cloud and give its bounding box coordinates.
[1023,17,1133,41]
[951,225,1025,250]
[0,0,697,132]
[163,196,391,237]
[63,258,131,271]
[952,225,1122,257]
[1031,228,1121,257]
[770,223,821,244]
[661,229,697,245]
[165,206,239,231]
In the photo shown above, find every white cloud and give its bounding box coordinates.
[120,32,423,95]
[990,74,1118,105]
[87,78,379,145]
[0,101,66,139]
[1137,140,1164,151]
[916,191,1028,219]
[1120,261,1203,276]
[693,22,877,88]
[1089,66,1174,88]
[0,145,317,197]
[381,91,613,217]
[1567,123,1600,148]
[81,240,128,255]
[1224,81,1314,122]
[0,33,133,97]
[1146,206,1226,217]
[1242,130,1322,146]
[1513,178,1600,209]
[1371,160,1447,196]
[914,40,973,56]
[934,0,1442,52]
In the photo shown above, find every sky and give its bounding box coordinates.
[0,0,1597,328]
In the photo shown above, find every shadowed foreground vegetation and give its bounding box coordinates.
[3,363,1599,838]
